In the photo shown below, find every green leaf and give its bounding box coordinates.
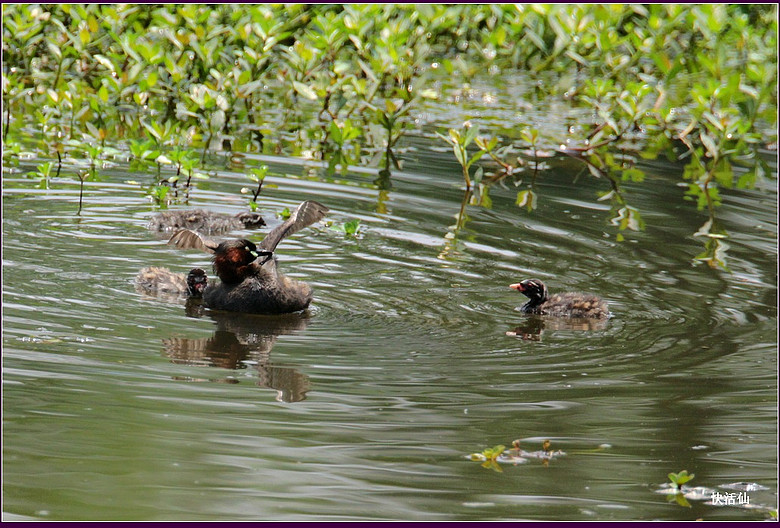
[516,189,537,211]
[453,145,467,167]
[463,124,479,146]
[713,161,733,189]
[292,81,318,100]
[668,470,695,487]
[329,121,343,144]
[481,445,506,461]
[700,132,718,159]
[343,219,361,236]
[622,168,645,182]
[467,150,485,169]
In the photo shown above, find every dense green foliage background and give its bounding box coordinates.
[2,4,777,268]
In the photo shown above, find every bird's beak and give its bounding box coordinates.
[509,283,524,292]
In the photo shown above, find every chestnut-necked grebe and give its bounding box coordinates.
[167,200,328,314]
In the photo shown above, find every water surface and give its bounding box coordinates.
[2,139,777,520]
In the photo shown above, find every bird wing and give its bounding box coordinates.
[167,229,220,254]
[259,200,329,252]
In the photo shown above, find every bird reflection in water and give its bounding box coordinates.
[163,309,311,402]
[506,315,609,341]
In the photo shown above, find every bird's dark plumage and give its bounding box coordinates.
[135,266,208,297]
[148,209,265,235]
[510,278,610,319]
[167,201,328,314]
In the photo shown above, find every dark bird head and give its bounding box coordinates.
[186,268,209,297]
[235,211,265,228]
[510,279,549,304]
[212,239,260,284]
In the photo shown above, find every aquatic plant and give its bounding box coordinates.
[469,444,506,473]
[329,219,361,238]
[1,4,775,267]
[666,470,695,508]
[437,121,485,191]
[667,470,695,490]
[245,165,268,212]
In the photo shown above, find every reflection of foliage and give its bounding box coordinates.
[432,5,776,270]
[693,219,730,270]
[2,5,775,267]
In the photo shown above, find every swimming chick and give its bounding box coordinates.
[135,267,208,297]
[510,278,610,319]
[148,209,265,235]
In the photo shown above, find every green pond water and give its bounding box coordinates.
[2,133,777,520]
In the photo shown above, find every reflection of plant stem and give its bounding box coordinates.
[375,188,390,215]
[374,171,392,191]
[701,169,716,219]
[201,135,211,164]
[456,188,471,231]
[605,171,625,204]
[438,188,472,260]
[3,99,9,141]
[531,152,540,182]
[77,171,87,215]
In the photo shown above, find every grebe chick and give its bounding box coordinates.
[167,200,328,314]
[510,278,610,319]
[148,209,265,235]
[135,267,208,297]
